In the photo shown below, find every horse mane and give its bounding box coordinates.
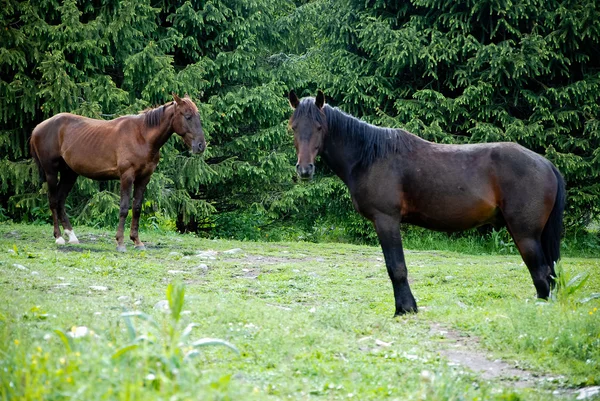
[142,104,165,128]
[142,101,179,127]
[292,97,415,167]
[142,98,198,128]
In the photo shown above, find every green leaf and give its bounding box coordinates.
[112,344,139,360]
[166,281,185,323]
[190,338,239,354]
[579,293,600,304]
[54,329,72,353]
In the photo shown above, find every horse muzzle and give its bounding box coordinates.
[192,141,206,154]
[296,163,315,181]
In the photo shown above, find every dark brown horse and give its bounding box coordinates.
[289,90,565,316]
[30,94,206,252]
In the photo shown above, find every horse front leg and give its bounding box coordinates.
[130,175,151,250]
[116,174,134,252]
[373,213,418,316]
[46,173,63,244]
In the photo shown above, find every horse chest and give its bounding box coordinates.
[349,181,402,218]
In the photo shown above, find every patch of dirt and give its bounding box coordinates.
[3,230,22,239]
[430,323,557,388]
[241,255,326,265]
[56,246,105,253]
[144,243,175,250]
[232,267,261,279]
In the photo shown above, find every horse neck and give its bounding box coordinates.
[320,108,362,185]
[321,106,413,185]
[146,103,176,152]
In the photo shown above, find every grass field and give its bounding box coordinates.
[1,223,599,400]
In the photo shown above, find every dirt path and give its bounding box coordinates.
[429,322,545,388]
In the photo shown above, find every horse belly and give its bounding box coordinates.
[401,188,500,232]
[62,149,119,180]
[61,140,119,179]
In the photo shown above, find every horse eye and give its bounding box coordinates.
[185,115,192,120]
[316,125,322,131]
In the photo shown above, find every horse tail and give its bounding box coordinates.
[541,164,566,269]
[29,136,46,183]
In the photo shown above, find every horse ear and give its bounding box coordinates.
[172,92,183,105]
[289,90,300,109]
[315,90,325,109]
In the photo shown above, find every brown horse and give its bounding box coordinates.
[30,94,206,252]
[289,90,566,316]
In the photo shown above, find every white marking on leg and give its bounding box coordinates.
[55,237,66,245]
[65,229,79,244]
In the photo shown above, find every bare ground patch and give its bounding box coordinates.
[429,323,562,389]
[240,254,327,265]
[56,246,105,253]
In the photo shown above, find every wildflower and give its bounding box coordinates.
[13,339,19,346]
[67,326,89,338]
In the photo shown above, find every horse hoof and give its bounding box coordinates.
[55,237,66,245]
[134,245,146,251]
[64,229,79,244]
[116,245,127,252]
[394,306,418,317]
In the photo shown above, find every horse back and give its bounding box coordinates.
[352,141,557,231]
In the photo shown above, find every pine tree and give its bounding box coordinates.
[0,0,307,235]
[298,0,600,231]
[2,0,597,238]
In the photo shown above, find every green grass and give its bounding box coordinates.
[1,223,599,400]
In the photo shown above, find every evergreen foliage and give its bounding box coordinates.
[309,0,600,231]
[1,0,598,240]
[1,0,300,232]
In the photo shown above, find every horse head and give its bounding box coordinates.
[288,90,327,180]
[172,93,206,154]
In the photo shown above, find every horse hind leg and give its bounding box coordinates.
[116,173,134,252]
[512,235,551,299]
[57,167,79,244]
[500,171,557,299]
[45,172,64,245]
